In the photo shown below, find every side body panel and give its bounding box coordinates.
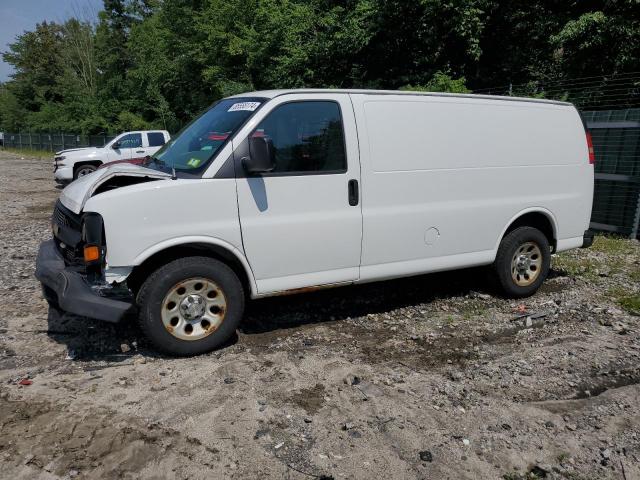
[350,94,593,282]
[83,178,255,291]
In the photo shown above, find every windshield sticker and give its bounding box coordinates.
[187,157,203,167]
[228,101,261,112]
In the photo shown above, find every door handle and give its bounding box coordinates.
[136,150,145,153]
[348,179,359,206]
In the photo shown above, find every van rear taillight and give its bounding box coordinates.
[586,131,595,164]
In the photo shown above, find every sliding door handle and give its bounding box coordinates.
[348,179,359,206]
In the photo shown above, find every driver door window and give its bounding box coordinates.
[118,133,142,149]
[253,101,346,174]
[110,133,142,161]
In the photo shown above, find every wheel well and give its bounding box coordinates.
[74,160,102,172]
[126,243,252,298]
[504,212,556,250]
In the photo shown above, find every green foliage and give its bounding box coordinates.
[400,72,471,93]
[0,0,638,133]
[115,111,151,131]
[550,3,640,77]
[0,85,26,131]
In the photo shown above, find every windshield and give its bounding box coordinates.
[149,97,265,175]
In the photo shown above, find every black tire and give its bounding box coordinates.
[492,226,550,298]
[136,256,244,356]
[73,164,97,179]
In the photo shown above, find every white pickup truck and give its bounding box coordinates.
[53,130,170,183]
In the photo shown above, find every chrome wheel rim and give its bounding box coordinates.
[77,166,95,177]
[161,277,227,341]
[511,242,542,286]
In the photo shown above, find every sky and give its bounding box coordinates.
[0,0,103,82]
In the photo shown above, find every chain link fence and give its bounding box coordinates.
[583,108,640,239]
[2,132,116,152]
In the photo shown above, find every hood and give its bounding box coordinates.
[59,163,171,214]
[56,146,102,156]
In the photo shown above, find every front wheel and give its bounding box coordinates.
[137,257,245,356]
[74,164,97,179]
[492,226,551,298]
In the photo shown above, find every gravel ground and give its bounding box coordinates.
[1,150,639,480]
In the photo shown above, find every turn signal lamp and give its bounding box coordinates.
[83,245,100,263]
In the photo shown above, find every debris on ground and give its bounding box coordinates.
[0,152,638,479]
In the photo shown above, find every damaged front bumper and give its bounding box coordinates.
[35,239,133,322]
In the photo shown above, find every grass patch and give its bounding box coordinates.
[553,234,637,280]
[607,287,640,315]
[1,147,53,159]
[457,300,488,321]
[552,255,599,280]
[591,235,636,255]
[618,294,640,316]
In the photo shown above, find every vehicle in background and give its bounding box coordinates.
[53,130,170,183]
[36,90,594,356]
[0,132,4,146]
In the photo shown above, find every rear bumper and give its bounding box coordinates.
[581,229,595,248]
[35,240,132,322]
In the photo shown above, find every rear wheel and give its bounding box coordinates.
[492,226,550,298]
[137,257,244,356]
[74,164,97,179]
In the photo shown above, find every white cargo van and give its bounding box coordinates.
[36,89,595,355]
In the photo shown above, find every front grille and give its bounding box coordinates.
[52,200,83,266]
[52,200,81,230]
[53,204,70,227]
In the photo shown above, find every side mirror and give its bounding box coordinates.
[112,141,121,150]
[243,136,275,174]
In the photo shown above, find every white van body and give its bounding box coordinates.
[53,130,170,183]
[37,89,594,354]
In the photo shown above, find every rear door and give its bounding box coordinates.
[143,131,168,158]
[233,94,362,294]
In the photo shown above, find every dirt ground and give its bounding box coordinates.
[1,150,639,480]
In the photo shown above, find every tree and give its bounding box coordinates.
[62,19,97,95]
[1,0,639,134]
[400,71,471,93]
[551,2,640,78]
[2,22,65,112]
[0,85,26,131]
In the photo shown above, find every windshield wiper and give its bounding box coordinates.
[143,155,165,166]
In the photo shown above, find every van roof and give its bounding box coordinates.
[230,88,572,107]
